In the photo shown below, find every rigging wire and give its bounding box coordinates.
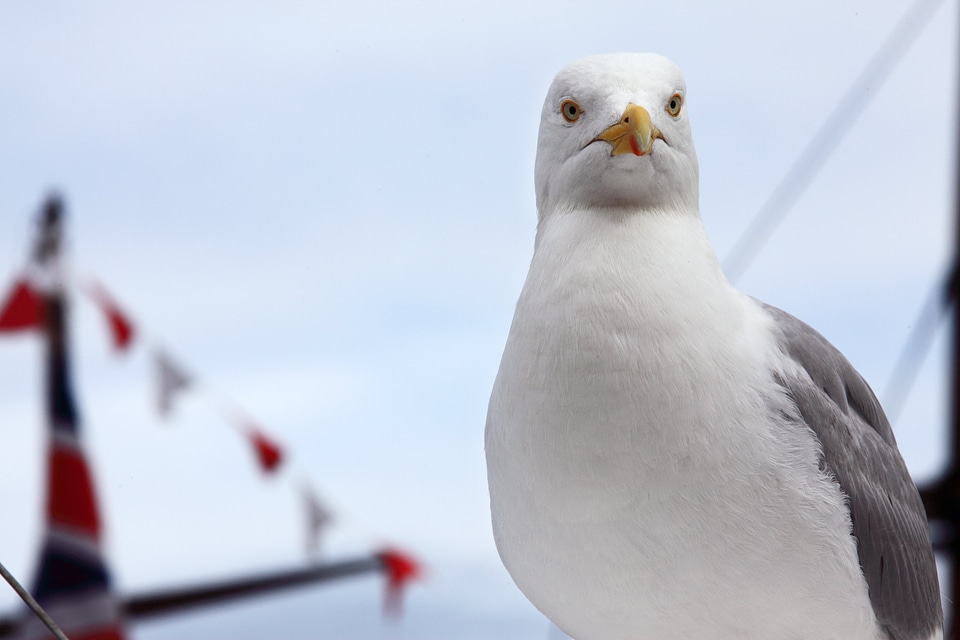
[722,0,947,283]
[0,559,70,640]
[882,264,955,426]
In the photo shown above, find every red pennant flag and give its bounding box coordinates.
[249,428,284,473]
[106,305,134,350]
[86,281,135,352]
[0,278,42,332]
[378,548,422,616]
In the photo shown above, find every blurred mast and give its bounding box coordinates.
[20,195,128,640]
[918,7,960,636]
[952,10,960,630]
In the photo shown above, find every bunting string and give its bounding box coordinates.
[0,269,421,613]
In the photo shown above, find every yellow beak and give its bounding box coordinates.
[593,104,662,156]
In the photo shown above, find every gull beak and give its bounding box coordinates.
[593,104,663,156]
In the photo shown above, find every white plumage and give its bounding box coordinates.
[485,53,940,640]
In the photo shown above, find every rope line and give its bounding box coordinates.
[882,264,955,426]
[0,559,70,640]
[722,0,946,283]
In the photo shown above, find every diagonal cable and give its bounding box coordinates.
[722,0,947,283]
[0,559,70,640]
[883,262,956,426]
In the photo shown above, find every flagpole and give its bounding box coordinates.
[27,194,129,639]
[0,196,75,639]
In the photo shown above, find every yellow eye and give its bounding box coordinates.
[666,93,683,117]
[560,99,582,123]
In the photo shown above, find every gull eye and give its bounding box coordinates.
[560,99,582,123]
[666,93,683,117]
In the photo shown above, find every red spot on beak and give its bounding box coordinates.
[628,136,643,157]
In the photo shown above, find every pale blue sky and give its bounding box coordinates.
[0,2,956,638]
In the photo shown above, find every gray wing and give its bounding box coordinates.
[763,303,942,640]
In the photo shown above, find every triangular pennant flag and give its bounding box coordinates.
[378,548,421,616]
[302,483,334,555]
[154,349,192,418]
[107,305,134,350]
[247,427,284,474]
[0,278,42,332]
[86,281,135,352]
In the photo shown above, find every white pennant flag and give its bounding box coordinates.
[302,483,334,556]
[154,348,192,418]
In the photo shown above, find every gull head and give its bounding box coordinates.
[534,53,700,216]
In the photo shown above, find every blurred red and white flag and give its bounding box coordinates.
[378,548,422,616]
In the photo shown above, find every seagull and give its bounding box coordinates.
[485,53,942,640]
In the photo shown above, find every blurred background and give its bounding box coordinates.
[0,1,956,638]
